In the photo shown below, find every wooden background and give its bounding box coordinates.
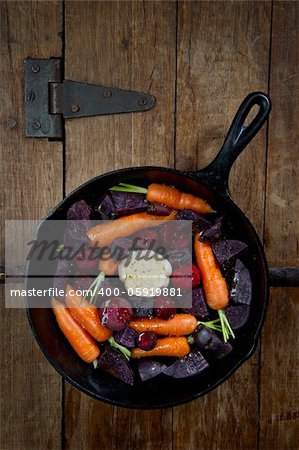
[1,1,298,449]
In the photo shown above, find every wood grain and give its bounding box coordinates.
[260,2,299,449]
[0,1,63,449]
[64,1,176,449]
[174,2,271,449]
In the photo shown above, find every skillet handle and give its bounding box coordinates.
[190,92,271,196]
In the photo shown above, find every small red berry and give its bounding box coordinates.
[138,332,157,351]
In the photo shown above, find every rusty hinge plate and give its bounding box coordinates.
[24,58,155,140]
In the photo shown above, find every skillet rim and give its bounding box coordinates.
[26,165,270,409]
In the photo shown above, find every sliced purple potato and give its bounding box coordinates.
[97,347,135,385]
[114,326,139,349]
[199,215,224,242]
[230,259,252,305]
[181,287,209,319]
[147,203,172,216]
[110,237,133,261]
[162,350,209,378]
[224,305,250,329]
[131,296,154,318]
[193,325,232,359]
[137,360,166,382]
[110,191,148,217]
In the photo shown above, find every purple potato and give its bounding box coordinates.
[137,360,166,382]
[133,307,154,318]
[199,215,224,242]
[162,350,209,378]
[167,248,192,270]
[193,325,232,359]
[110,191,148,217]
[224,305,250,329]
[147,203,172,216]
[97,347,134,385]
[181,287,209,319]
[53,259,71,300]
[64,200,91,247]
[110,237,133,261]
[96,192,115,219]
[212,240,248,267]
[114,326,139,349]
[230,259,252,305]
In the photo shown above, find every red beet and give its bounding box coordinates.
[171,265,193,291]
[74,249,99,273]
[154,296,176,320]
[138,332,157,351]
[101,297,133,332]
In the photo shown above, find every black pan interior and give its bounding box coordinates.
[26,166,269,408]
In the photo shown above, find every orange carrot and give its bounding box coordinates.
[147,183,213,213]
[51,298,100,363]
[98,251,119,275]
[131,337,190,358]
[129,314,197,336]
[194,235,229,310]
[65,286,112,341]
[87,211,176,247]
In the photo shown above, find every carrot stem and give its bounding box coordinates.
[108,336,131,360]
[218,309,235,342]
[109,183,147,194]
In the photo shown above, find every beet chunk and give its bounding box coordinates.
[176,209,211,233]
[167,248,192,270]
[162,350,209,378]
[230,259,252,305]
[96,192,115,219]
[114,327,139,349]
[199,215,224,242]
[224,305,250,329]
[181,288,209,319]
[97,347,134,385]
[110,191,148,217]
[213,240,248,267]
[137,360,166,382]
[193,325,232,359]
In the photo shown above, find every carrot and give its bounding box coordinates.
[131,337,190,358]
[194,235,235,342]
[194,235,228,310]
[110,183,213,214]
[65,286,112,342]
[87,211,176,247]
[98,251,119,275]
[129,314,197,336]
[147,184,212,213]
[51,298,100,363]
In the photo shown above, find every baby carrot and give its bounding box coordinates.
[98,251,119,275]
[110,183,213,214]
[51,298,100,363]
[131,337,190,359]
[194,235,234,342]
[147,184,213,213]
[65,286,112,342]
[194,235,229,310]
[129,314,197,336]
[87,211,176,247]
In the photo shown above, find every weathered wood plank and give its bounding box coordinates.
[260,2,299,449]
[174,2,271,449]
[64,1,176,449]
[0,1,63,449]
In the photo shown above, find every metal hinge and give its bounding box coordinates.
[24,58,155,140]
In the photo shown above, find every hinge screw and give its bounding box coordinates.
[31,64,40,73]
[103,89,112,98]
[32,121,41,130]
[138,96,148,106]
[70,104,80,113]
[26,91,35,102]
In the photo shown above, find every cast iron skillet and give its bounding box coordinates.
[27,92,271,408]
